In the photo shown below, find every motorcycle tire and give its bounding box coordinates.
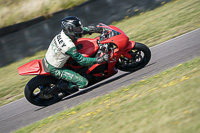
[24,75,61,106]
[116,42,151,72]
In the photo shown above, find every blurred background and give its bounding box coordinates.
[0,1,200,132]
[0,0,169,68]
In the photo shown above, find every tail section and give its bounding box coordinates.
[18,59,50,75]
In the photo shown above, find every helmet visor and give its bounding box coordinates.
[74,26,83,34]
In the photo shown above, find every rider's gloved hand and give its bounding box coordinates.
[96,53,109,64]
[88,26,103,33]
[96,26,103,33]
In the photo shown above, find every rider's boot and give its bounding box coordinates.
[57,80,78,94]
[67,82,79,92]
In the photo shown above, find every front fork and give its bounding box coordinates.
[122,41,136,59]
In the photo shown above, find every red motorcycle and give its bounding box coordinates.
[18,23,151,106]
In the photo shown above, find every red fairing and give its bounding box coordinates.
[18,59,50,75]
[108,25,129,51]
[75,38,99,57]
[65,38,99,69]
[123,41,136,59]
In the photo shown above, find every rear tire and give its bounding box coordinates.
[24,75,61,106]
[116,42,151,72]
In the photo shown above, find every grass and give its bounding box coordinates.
[0,0,87,28]
[14,56,200,133]
[0,51,46,106]
[87,0,200,47]
[112,0,200,47]
[0,0,200,106]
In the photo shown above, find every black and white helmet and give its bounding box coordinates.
[61,16,83,38]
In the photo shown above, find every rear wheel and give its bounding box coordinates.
[116,42,151,72]
[24,75,63,106]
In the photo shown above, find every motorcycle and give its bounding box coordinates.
[18,23,151,106]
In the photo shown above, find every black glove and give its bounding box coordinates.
[88,26,103,33]
[96,53,109,64]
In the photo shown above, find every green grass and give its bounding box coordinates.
[0,0,200,106]
[14,56,200,133]
[0,51,46,106]
[0,0,87,28]
[113,0,200,47]
[89,0,200,47]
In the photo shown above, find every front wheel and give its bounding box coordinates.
[116,42,151,72]
[24,75,62,106]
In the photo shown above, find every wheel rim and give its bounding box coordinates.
[118,49,145,68]
[32,83,56,103]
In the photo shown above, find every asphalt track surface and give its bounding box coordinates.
[0,29,200,133]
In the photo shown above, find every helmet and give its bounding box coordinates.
[61,16,83,38]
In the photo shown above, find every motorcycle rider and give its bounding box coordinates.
[44,16,109,91]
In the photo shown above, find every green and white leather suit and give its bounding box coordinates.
[44,28,98,89]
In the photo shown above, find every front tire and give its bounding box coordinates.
[116,42,151,72]
[24,75,61,106]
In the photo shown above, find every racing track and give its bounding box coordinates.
[0,29,200,133]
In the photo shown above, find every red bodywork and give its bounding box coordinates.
[18,59,51,76]
[18,25,135,78]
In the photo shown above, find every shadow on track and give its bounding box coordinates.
[34,63,154,110]
[62,62,156,101]
[62,72,132,101]
[34,72,132,111]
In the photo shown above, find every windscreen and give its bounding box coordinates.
[97,23,121,41]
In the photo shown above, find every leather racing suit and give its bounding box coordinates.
[44,27,103,89]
